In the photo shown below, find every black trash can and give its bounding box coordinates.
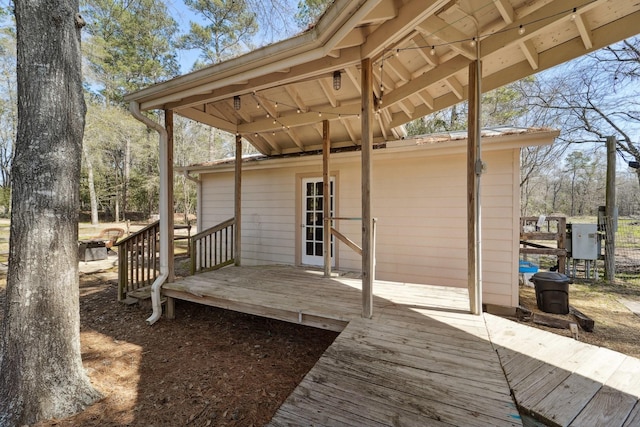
[531,271,570,314]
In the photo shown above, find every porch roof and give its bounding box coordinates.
[176,126,559,174]
[125,0,640,156]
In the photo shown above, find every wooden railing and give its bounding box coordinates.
[520,216,567,274]
[190,218,235,275]
[115,221,159,301]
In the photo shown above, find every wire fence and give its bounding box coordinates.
[521,216,640,286]
[612,217,640,285]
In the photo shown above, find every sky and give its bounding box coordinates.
[164,0,302,74]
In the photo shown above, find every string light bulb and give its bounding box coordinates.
[395,49,400,57]
[518,25,525,35]
[430,46,436,56]
[470,37,476,47]
[571,7,577,21]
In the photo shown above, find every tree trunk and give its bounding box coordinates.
[0,1,100,424]
[123,137,131,220]
[83,144,99,225]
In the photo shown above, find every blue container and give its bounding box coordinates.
[519,261,539,274]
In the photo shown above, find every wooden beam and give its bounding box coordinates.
[284,84,307,113]
[415,90,434,109]
[467,56,482,315]
[177,107,237,133]
[362,0,451,58]
[417,16,475,60]
[479,0,598,58]
[158,46,363,111]
[605,135,616,281]
[323,120,331,277]
[386,57,411,82]
[164,109,175,283]
[520,40,539,70]
[445,76,464,100]
[383,55,470,109]
[235,134,242,266]
[411,34,438,67]
[238,103,360,133]
[574,13,593,50]
[493,0,514,24]
[361,57,373,319]
[570,306,595,332]
[344,66,361,94]
[319,78,339,107]
[341,116,359,145]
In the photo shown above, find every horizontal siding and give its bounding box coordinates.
[199,147,519,307]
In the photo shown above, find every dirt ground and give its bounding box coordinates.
[0,268,337,426]
[2,250,640,425]
[517,279,640,358]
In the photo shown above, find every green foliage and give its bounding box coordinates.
[82,0,180,104]
[295,0,332,28]
[177,0,258,68]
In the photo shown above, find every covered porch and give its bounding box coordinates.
[159,264,640,425]
[123,0,640,324]
[161,264,471,331]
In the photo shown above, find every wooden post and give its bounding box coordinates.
[467,54,482,315]
[361,57,374,319]
[165,109,175,282]
[235,133,242,266]
[605,135,616,281]
[323,120,331,277]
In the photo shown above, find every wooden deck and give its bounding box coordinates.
[485,314,640,427]
[162,265,640,426]
[164,265,521,426]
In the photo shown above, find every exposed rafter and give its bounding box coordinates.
[124,0,640,156]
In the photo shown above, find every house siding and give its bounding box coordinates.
[199,145,520,307]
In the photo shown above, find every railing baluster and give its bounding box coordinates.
[187,218,235,275]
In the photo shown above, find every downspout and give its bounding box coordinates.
[129,101,169,325]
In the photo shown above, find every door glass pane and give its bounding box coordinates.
[306,242,314,256]
[315,242,323,255]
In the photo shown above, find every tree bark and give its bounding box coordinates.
[0,0,100,424]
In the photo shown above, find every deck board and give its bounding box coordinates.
[164,266,519,426]
[485,313,640,427]
[161,266,640,426]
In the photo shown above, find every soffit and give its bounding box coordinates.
[125,0,640,156]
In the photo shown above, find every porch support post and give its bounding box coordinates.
[361,57,374,319]
[323,119,331,277]
[604,135,616,281]
[467,51,482,315]
[235,133,242,266]
[165,109,175,282]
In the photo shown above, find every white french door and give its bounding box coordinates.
[301,177,335,267]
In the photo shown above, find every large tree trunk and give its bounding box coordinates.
[0,0,100,424]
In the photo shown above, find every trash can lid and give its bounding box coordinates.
[532,271,569,282]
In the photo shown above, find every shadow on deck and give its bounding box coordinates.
[161,265,640,426]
